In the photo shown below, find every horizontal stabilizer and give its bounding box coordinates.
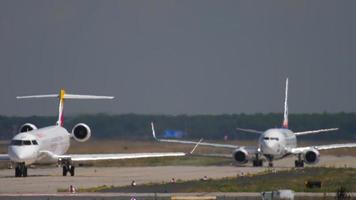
[16,94,58,99]
[17,94,114,100]
[17,89,114,127]
[236,128,264,134]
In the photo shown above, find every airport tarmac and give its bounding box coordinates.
[0,192,350,200]
[0,155,355,194]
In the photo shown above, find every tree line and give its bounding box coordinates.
[0,113,356,141]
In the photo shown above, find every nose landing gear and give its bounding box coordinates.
[265,155,274,168]
[60,159,75,176]
[252,154,263,167]
[15,163,27,177]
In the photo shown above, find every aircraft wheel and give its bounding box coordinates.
[15,166,20,177]
[295,160,304,168]
[253,160,263,167]
[252,160,258,167]
[62,166,68,176]
[23,166,28,177]
[299,161,304,168]
[70,166,75,176]
[268,162,273,167]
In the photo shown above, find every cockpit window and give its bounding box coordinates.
[263,137,279,141]
[10,140,22,146]
[10,140,37,146]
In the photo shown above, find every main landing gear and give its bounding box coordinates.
[295,154,304,168]
[253,159,263,167]
[252,154,263,167]
[60,159,75,176]
[15,163,27,177]
[62,165,75,176]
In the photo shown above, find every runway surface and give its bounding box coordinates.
[0,192,351,200]
[0,155,355,194]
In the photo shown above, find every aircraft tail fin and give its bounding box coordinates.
[17,89,114,126]
[282,78,289,128]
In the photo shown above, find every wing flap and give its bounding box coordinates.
[291,143,356,154]
[189,153,232,158]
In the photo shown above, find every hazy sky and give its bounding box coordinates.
[0,1,355,116]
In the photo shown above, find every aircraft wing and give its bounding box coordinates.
[293,128,338,136]
[58,152,186,162]
[189,153,232,158]
[151,123,238,149]
[0,154,10,161]
[291,143,356,154]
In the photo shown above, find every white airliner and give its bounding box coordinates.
[0,89,185,177]
[152,78,356,167]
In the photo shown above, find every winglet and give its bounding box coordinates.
[190,138,203,154]
[151,122,158,141]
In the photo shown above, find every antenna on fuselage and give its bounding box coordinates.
[16,89,114,127]
[282,78,289,129]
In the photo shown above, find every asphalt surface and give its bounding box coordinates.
[0,192,352,200]
[0,155,355,194]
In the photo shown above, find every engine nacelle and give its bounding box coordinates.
[71,123,91,142]
[303,149,320,165]
[19,123,38,133]
[233,148,251,164]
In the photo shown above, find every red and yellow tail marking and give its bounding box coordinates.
[57,89,66,126]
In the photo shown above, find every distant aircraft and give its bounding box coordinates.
[0,89,185,177]
[152,78,356,167]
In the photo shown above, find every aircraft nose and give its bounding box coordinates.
[8,146,37,163]
[261,141,277,155]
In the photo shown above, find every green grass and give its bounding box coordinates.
[93,167,356,193]
[58,185,115,193]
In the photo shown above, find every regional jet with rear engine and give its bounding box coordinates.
[152,78,356,168]
[0,89,185,177]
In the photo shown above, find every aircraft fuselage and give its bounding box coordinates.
[8,126,70,165]
[258,128,296,160]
